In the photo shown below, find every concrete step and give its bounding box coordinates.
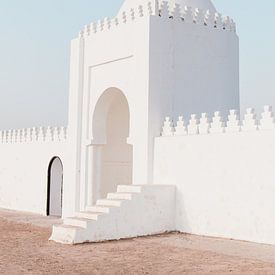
[64,217,90,228]
[117,185,142,193]
[50,224,85,245]
[50,184,176,244]
[55,224,83,230]
[107,192,134,200]
[86,205,111,213]
[96,199,124,207]
[77,211,105,220]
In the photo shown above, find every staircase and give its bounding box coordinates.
[50,185,175,244]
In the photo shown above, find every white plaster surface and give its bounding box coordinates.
[154,127,275,245]
[0,137,67,216]
[74,0,239,212]
[50,185,175,244]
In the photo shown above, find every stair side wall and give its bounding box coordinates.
[51,185,176,244]
[81,185,176,243]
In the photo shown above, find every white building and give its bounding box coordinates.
[2,0,275,245]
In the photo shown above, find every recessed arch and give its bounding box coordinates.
[91,87,133,200]
[47,156,63,217]
[92,87,130,145]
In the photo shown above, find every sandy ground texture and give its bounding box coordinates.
[2,209,275,274]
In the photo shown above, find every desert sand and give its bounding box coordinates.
[1,209,275,274]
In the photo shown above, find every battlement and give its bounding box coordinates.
[79,1,236,38]
[161,106,275,137]
[0,126,67,144]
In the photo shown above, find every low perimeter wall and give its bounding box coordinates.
[0,127,68,215]
[154,128,275,245]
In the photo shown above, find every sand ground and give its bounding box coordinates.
[1,209,275,274]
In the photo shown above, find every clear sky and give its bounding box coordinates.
[0,0,274,129]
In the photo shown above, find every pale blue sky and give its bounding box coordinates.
[0,0,274,129]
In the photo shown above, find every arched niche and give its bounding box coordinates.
[91,88,133,199]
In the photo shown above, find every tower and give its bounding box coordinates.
[67,0,239,215]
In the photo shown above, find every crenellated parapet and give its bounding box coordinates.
[79,3,153,38]
[158,2,236,31]
[78,1,236,38]
[161,106,275,137]
[0,126,67,144]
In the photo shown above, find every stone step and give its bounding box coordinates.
[96,199,124,207]
[64,217,90,228]
[117,185,142,193]
[55,224,83,230]
[50,185,176,244]
[77,211,105,220]
[107,192,134,200]
[50,224,85,245]
[86,205,111,213]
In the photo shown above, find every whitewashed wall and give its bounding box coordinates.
[0,127,68,216]
[73,10,151,213]
[154,107,275,245]
[73,0,238,212]
[147,2,239,183]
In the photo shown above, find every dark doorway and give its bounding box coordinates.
[47,157,63,217]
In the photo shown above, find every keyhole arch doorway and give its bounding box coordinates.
[91,87,133,201]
